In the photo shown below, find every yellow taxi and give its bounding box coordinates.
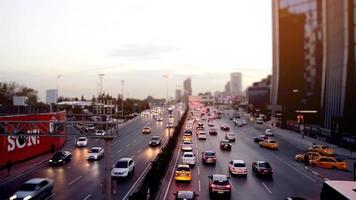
[175,164,192,182]
[182,133,192,141]
[259,139,279,150]
[308,145,334,156]
[295,151,327,162]
[309,157,348,170]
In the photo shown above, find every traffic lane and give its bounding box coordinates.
[213,119,322,199]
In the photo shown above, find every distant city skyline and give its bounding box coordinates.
[0,0,272,101]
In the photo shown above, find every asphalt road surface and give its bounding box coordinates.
[0,108,181,200]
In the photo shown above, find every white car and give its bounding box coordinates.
[111,158,135,178]
[76,137,88,147]
[256,118,263,124]
[229,160,247,176]
[182,140,193,151]
[87,147,104,160]
[264,129,274,136]
[95,130,106,136]
[197,131,207,140]
[182,152,196,166]
[86,124,95,131]
[10,178,54,200]
[225,133,236,142]
[242,119,247,125]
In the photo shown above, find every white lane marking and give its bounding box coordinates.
[122,160,153,200]
[117,148,123,153]
[197,166,200,175]
[44,193,56,200]
[262,182,272,194]
[68,176,82,186]
[163,142,182,199]
[83,194,92,200]
[126,144,130,148]
[198,180,201,192]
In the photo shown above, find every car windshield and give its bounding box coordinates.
[151,136,160,140]
[78,138,86,141]
[183,141,192,145]
[234,163,246,167]
[115,161,128,168]
[221,140,229,144]
[228,133,235,136]
[205,152,215,156]
[269,141,276,143]
[90,148,100,153]
[18,183,37,191]
[184,154,193,157]
[53,152,64,157]
[177,166,190,171]
[259,162,271,168]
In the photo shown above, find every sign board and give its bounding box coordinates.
[46,89,58,104]
[13,96,27,106]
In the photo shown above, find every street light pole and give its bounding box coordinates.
[121,80,125,118]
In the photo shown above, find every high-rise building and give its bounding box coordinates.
[183,77,192,103]
[175,89,182,102]
[230,72,242,96]
[224,81,230,92]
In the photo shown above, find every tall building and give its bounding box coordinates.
[224,81,230,92]
[183,77,192,103]
[270,0,323,126]
[175,89,182,102]
[271,0,356,135]
[230,72,242,96]
[247,75,271,113]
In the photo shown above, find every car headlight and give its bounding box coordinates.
[149,141,152,144]
[59,159,63,162]
[24,195,32,200]
[94,155,98,158]
[49,159,53,162]
[9,195,17,200]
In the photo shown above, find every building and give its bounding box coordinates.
[183,77,192,103]
[224,81,230,92]
[198,92,214,105]
[270,0,323,126]
[247,75,271,114]
[230,72,242,96]
[175,89,182,102]
[270,0,356,136]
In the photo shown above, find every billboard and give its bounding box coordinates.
[46,89,58,104]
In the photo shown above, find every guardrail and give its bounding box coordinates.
[128,107,188,200]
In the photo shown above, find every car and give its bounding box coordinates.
[49,151,72,166]
[295,151,330,162]
[183,132,192,141]
[87,147,104,160]
[85,124,95,131]
[182,152,196,166]
[208,174,231,198]
[220,140,232,150]
[259,139,279,150]
[9,178,54,200]
[254,135,269,143]
[111,158,135,178]
[228,160,247,176]
[234,119,243,127]
[209,128,217,135]
[256,118,263,124]
[264,128,274,136]
[142,127,151,134]
[156,116,163,121]
[95,129,106,136]
[175,164,192,182]
[197,121,204,127]
[309,157,348,170]
[173,190,199,200]
[252,161,273,177]
[220,125,230,131]
[202,151,217,164]
[225,133,236,142]
[185,129,193,134]
[182,140,193,151]
[149,136,161,146]
[242,119,247,125]
[76,137,88,147]
[308,145,334,156]
[196,126,204,132]
[208,122,215,127]
[167,123,174,128]
[197,131,207,140]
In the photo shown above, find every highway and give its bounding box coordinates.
[0,108,179,200]
[159,109,349,200]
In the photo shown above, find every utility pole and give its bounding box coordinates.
[121,80,125,118]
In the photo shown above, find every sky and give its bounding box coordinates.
[0,0,272,101]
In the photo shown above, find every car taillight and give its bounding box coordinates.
[175,173,178,176]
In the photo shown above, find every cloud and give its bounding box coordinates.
[111,44,178,60]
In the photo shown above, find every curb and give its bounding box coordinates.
[304,166,329,181]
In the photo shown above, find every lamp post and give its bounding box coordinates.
[121,80,125,118]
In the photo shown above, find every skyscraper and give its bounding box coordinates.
[175,89,182,102]
[183,77,192,103]
[230,72,242,96]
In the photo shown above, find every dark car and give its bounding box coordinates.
[208,174,231,198]
[149,136,161,146]
[49,151,72,166]
[209,128,217,135]
[220,140,232,150]
[220,125,230,131]
[185,129,193,134]
[174,190,199,200]
[202,151,217,164]
[254,135,269,143]
[252,161,273,177]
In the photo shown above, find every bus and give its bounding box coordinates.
[320,180,356,200]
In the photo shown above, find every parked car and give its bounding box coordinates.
[76,137,88,147]
[308,145,334,156]
[111,158,135,178]
[9,178,54,200]
[49,151,72,166]
[220,140,232,150]
[252,161,273,177]
[208,174,231,198]
[87,147,104,160]
[228,160,247,176]
[309,157,348,170]
[202,151,217,165]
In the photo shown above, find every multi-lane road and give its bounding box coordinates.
[159,109,353,200]
[0,108,179,200]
